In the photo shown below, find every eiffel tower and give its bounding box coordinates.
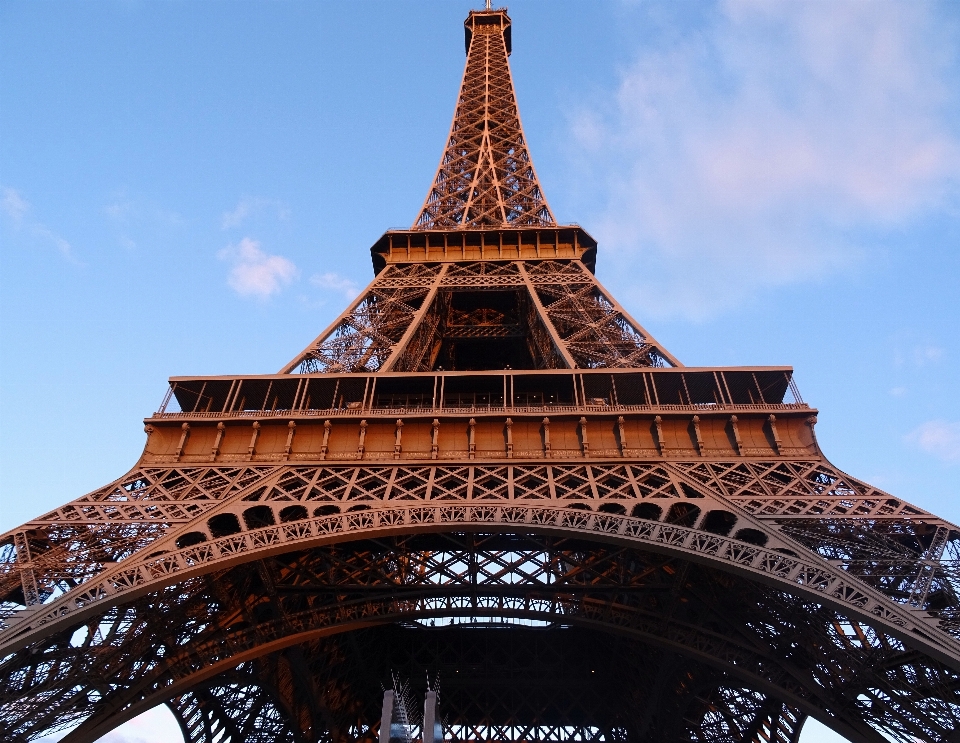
[2,7,959,743]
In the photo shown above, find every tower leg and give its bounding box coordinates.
[422,690,438,743]
[379,690,394,743]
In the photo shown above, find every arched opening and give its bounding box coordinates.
[598,502,626,515]
[313,505,340,517]
[175,532,207,549]
[701,510,737,536]
[102,532,912,743]
[243,505,276,530]
[665,502,700,527]
[279,505,309,523]
[631,503,662,521]
[208,513,242,538]
[734,528,768,547]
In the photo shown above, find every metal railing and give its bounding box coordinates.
[152,401,811,420]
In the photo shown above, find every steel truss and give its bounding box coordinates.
[2,6,959,743]
[2,459,959,741]
[2,529,957,741]
[413,10,554,230]
[284,261,673,375]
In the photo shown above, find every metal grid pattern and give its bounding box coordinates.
[284,261,674,374]
[413,10,554,230]
[2,535,957,742]
[1,7,959,743]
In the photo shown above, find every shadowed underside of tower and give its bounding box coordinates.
[2,7,959,743]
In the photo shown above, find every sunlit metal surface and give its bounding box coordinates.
[1,7,958,743]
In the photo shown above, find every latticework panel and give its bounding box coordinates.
[525,261,668,368]
[288,264,444,374]
[413,11,555,230]
[284,260,673,374]
[167,667,297,743]
[0,465,275,622]
[4,459,958,640]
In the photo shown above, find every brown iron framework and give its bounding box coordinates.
[1,7,959,743]
[413,9,554,230]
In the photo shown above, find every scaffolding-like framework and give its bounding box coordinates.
[1,8,958,743]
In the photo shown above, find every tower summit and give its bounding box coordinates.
[2,7,959,743]
[414,7,554,230]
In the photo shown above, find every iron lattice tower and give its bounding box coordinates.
[2,8,959,743]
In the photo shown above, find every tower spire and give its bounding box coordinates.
[413,8,555,230]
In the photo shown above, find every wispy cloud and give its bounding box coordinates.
[102,191,184,250]
[218,237,298,299]
[911,345,944,367]
[893,343,946,368]
[906,420,960,463]
[1,187,78,262]
[2,188,29,222]
[221,196,291,229]
[310,271,361,300]
[570,0,960,319]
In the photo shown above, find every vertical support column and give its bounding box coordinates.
[358,420,368,458]
[394,419,404,460]
[653,416,665,456]
[320,420,331,460]
[768,414,782,455]
[423,690,440,743]
[175,423,190,462]
[248,422,260,460]
[379,690,395,743]
[211,422,225,462]
[729,415,743,456]
[431,419,440,460]
[468,418,476,460]
[283,421,296,461]
[691,416,704,456]
[505,418,513,458]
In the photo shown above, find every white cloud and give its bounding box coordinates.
[912,345,944,366]
[222,196,291,229]
[1,187,77,261]
[570,0,960,319]
[2,187,29,222]
[311,271,361,300]
[218,237,298,299]
[906,420,960,463]
[893,343,946,368]
[102,191,182,250]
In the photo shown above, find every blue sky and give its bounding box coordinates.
[2,1,958,741]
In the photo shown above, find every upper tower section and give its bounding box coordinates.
[412,7,556,231]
